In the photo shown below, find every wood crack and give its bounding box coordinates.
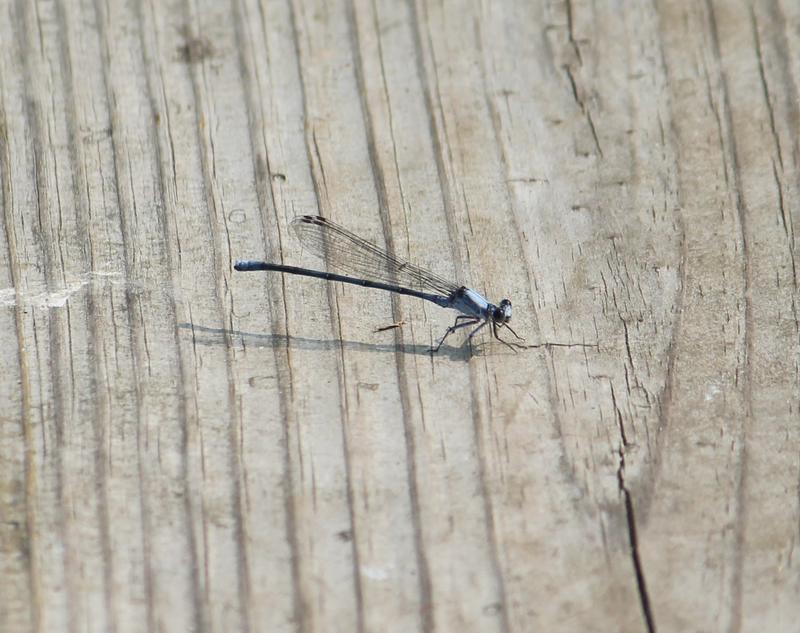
[617,446,656,633]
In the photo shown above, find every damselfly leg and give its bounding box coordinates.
[430,316,480,353]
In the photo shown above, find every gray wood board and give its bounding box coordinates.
[1,1,798,632]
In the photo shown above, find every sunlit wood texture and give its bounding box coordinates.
[1,0,798,632]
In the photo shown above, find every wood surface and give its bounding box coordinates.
[1,0,798,632]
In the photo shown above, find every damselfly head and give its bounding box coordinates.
[493,299,512,324]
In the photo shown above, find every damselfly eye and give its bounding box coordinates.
[493,299,512,323]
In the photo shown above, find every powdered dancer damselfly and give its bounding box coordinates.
[234,215,524,353]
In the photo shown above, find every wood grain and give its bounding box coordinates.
[1,1,798,632]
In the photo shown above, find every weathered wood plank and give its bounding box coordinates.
[1,1,798,632]
[649,2,800,630]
